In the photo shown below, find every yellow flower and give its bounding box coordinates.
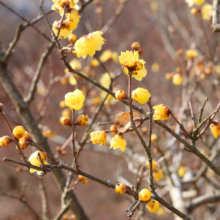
[100,50,112,62]
[132,87,151,104]
[0,136,13,147]
[91,58,100,67]
[110,134,127,152]
[178,165,186,178]
[77,115,89,126]
[29,151,48,175]
[118,50,140,69]
[186,49,198,59]
[153,104,170,120]
[66,8,80,23]
[146,160,157,171]
[65,89,85,110]
[146,199,160,213]
[90,131,107,146]
[124,60,147,81]
[99,73,112,88]
[42,130,56,138]
[202,4,212,20]
[172,73,183,85]
[185,0,204,7]
[74,31,105,58]
[153,169,164,182]
[151,62,160,72]
[151,134,158,143]
[52,20,72,39]
[194,0,205,6]
[62,108,71,117]
[51,0,76,15]
[69,75,77,85]
[210,121,220,138]
[69,59,82,70]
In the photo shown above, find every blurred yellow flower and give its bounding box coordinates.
[178,165,186,178]
[100,50,112,62]
[99,73,112,88]
[69,59,82,70]
[65,89,85,110]
[202,4,212,20]
[186,49,198,58]
[74,31,105,58]
[91,58,100,67]
[153,169,164,182]
[172,73,183,85]
[210,121,220,138]
[90,131,107,146]
[43,130,56,138]
[110,134,127,152]
[151,62,160,72]
[69,75,77,85]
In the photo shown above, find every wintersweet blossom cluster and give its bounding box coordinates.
[119,51,147,81]
[51,0,105,58]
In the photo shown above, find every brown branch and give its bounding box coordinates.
[53,199,72,220]
[0,191,41,220]
[39,180,51,220]
[25,43,54,104]
[198,97,208,124]
[2,24,23,63]
[0,1,51,42]
[187,194,220,212]
[155,120,220,176]
[101,0,131,35]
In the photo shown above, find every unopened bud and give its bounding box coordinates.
[0,103,4,112]
[60,117,72,126]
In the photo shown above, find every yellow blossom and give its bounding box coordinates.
[151,134,158,143]
[153,169,164,182]
[185,0,204,7]
[51,0,77,15]
[99,73,112,88]
[29,151,48,175]
[52,20,72,39]
[151,62,160,72]
[132,87,151,104]
[146,160,157,171]
[186,49,198,59]
[91,58,100,67]
[172,73,183,85]
[202,4,212,20]
[118,50,140,69]
[69,75,77,85]
[69,59,82,70]
[115,90,128,101]
[99,49,112,62]
[92,97,101,105]
[194,0,205,6]
[65,89,85,110]
[178,165,186,178]
[210,121,220,138]
[90,131,107,146]
[13,126,26,139]
[110,134,127,152]
[62,108,71,117]
[74,31,105,58]
[153,104,170,120]
[43,130,56,138]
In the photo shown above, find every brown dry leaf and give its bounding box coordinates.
[115,112,140,133]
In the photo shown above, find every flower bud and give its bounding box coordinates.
[146,199,160,213]
[153,104,170,120]
[60,117,72,126]
[115,90,128,101]
[0,103,4,112]
[131,42,140,50]
[110,125,117,135]
[115,183,126,194]
[132,87,151,104]
[68,34,77,43]
[77,115,89,126]
[0,136,14,147]
[13,126,26,139]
